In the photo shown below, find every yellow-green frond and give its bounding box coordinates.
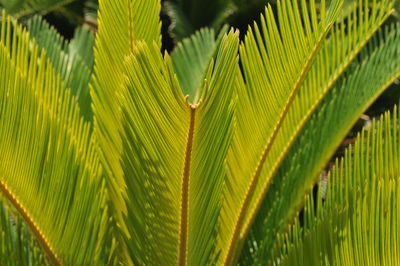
[0,12,107,264]
[27,15,95,120]
[220,0,343,263]
[220,0,395,263]
[119,31,239,265]
[276,106,400,265]
[240,24,400,264]
[0,200,48,265]
[121,41,190,265]
[90,0,162,261]
[171,26,227,103]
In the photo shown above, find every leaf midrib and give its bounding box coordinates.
[0,180,61,265]
[239,9,394,241]
[178,104,197,266]
[223,21,334,266]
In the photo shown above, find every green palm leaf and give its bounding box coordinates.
[90,1,161,261]
[171,26,227,103]
[220,0,395,263]
[119,30,238,265]
[276,104,400,265]
[220,0,342,262]
[27,15,95,120]
[240,23,400,264]
[0,12,106,264]
[0,200,47,265]
[90,0,161,203]
[0,0,399,264]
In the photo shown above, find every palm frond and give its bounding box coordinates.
[171,26,227,103]
[219,0,396,263]
[220,0,343,263]
[0,200,48,265]
[240,23,400,264]
[27,15,95,120]
[90,1,161,261]
[0,12,107,264]
[119,30,239,265]
[276,104,400,265]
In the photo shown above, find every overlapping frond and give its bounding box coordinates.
[0,200,47,265]
[120,42,189,265]
[220,0,342,263]
[27,16,95,120]
[171,27,227,103]
[220,0,395,263]
[276,105,400,265]
[119,31,238,265]
[240,0,393,237]
[240,23,400,264]
[90,0,161,259]
[0,12,107,264]
[187,31,238,265]
[0,0,398,264]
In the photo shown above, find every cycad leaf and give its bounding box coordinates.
[171,26,226,103]
[90,0,161,258]
[276,105,400,265]
[119,31,238,265]
[68,26,95,67]
[220,0,342,263]
[0,12,107,264]
[240,23,400,264]
[67,26,95,118]
[220,0,395,263]
[241,0,392,234]
[27,16,95,120]
[0,200,47,265]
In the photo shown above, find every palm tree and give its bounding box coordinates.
[0,0,400,264]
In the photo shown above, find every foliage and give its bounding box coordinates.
[0,0,399,265]
[276,106,400,265]
[27,15,95,119]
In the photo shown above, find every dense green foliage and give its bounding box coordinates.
[0,0,400,265]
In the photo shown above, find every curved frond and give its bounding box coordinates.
[119,31,238,265]
[276,105,400,265]
[220,0,343,263]
[0,200,47,265]
[90,0,161,261]
[220,0,395,263]
[0,12,107,264]
[27,16,95,120]
[240,23,400,264]
[171,27,226,103]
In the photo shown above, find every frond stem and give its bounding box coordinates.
[178,104,197,266]
[0,180,61,265]
[239,8,393,243]
[223,23,333,266]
